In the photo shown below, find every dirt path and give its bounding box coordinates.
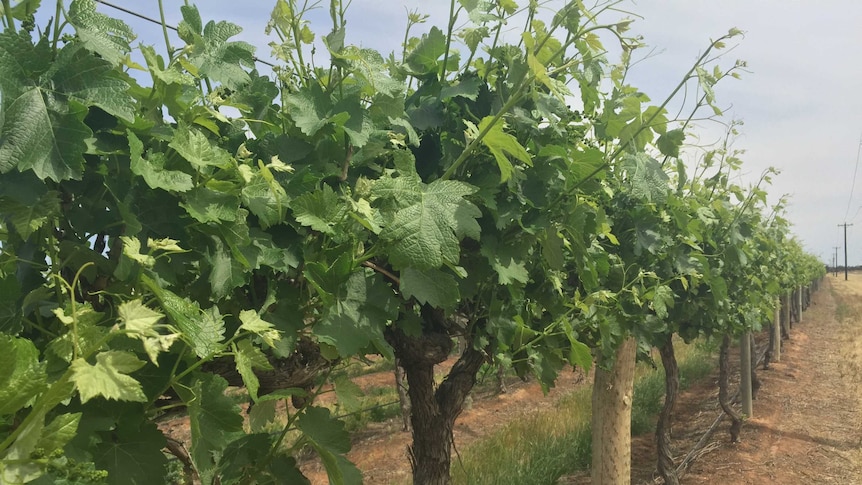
[673,276,862,484]
[305,275,862,484]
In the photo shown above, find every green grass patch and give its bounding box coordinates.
[450,339,715,485]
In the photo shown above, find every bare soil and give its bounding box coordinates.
[165,274,862,484]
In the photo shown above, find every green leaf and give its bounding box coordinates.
[238,309,281,348]
[297,406,350,454]
[34,412,81,453]
[181,185,241,223]
[118,299,164,334]
[477,116,532,182]
[374,177,481,269]
[657,128,685,158]
[90,413,168,485]
[291,185,346,235]
[0,87,91,181]
[53,45,136,122]
[8,0,41,20]
[241,163,288,228]
[176,374,244,480]
[142,275,225,358]
[169,125,233,171]
[215,434,284,484]
[70,351,147,403]
[623,152,670,204]
[68,0,135,65]
[492,257,529,285]
[248,400,277,432]
[441,75,482,101]
[128,131,194,193]
[209,236,247,298]
[400,267,460,309]
[315,271,395,357]
[0,190,59,238]
[651,284,675,319]
[284,83,332,137]
[181,5,255,89]
[406,26,447,75]
[567,338,593,371]
[335,47,404,96]
[234,339,273,402]
[118,299,180,365]
[332,376,363,413]
[0,334,47,415]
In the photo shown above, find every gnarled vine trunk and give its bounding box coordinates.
[718,335,742,442]
[386,307,485,485]
[591,337,637,485]
[656,335,680,485]
[394,359,411,432]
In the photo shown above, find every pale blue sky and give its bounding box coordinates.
[42,1,862,264]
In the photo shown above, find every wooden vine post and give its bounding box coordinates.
[797,286,803,324]
[739,332,753,417]
[772,299,781,362]
[591,337,638,485]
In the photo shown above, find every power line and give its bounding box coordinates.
[839,223,853,280]
[843,134,862,222]
[92,0,276,68]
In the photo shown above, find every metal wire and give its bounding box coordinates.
[92,0,276,68]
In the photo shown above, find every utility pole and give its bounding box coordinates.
[834,246,841,277]
[839,224,853,280]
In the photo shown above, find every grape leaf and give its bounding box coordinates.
[0,189,59,238]
[34,413,81,453]
[53,45,135,122]
[567,338,593,371]
[374,176,481,270]
[209,236,247,298]
[142,275,225,358]
[651,284,675,319]
[0,334,47,415]
[657,128,685,158]
[181,185,241,223]
[118,299,180,365]
[176,373,244,481]
[284,83,332,137]
[241,164,288,228]
[128,132,194,193]
[291,185,346,235]
[297,406,350,454]
[315,271,395,357]
[70,351,147,403]
[169,125,233,171]
[406,26,447,75]
[91,416,168,485]
[234,339,273,401]
[334,47,404,96]
[67,0,135,65]
[477,116,532,182]
[333,376,363,413]
[441,75,482,101]
[491,257,529,285]
[238,309,280,347]
[623,152,670,204]
[179,5,254,89]
[118,299,164,334]
[399,267,460,309]
[0,87,90,181]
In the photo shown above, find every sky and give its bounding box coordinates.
[42,0,862,265]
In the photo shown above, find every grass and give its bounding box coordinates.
[450,339,716,485]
